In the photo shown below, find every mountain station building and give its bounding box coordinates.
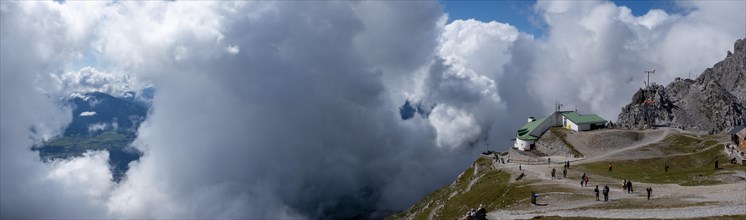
[515,110,607,151]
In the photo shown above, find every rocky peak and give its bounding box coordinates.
[617,38,746,132]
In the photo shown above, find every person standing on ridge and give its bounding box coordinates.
[627,180,633,194]
[563,167,567,178]
[551,168,556,180]
[603,185,610,201]
[594,185,600,201]
[646,187,652,200]
[608,163,613,172]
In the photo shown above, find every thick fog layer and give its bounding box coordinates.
[1,1,743,218]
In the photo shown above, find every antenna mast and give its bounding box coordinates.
[643,69,656,128]
[644,69,655,88]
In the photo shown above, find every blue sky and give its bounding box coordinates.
[441,0,684,37]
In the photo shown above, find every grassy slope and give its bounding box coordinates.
[388,157,536,220]
[438,169,533,219]
[577,134,746,186]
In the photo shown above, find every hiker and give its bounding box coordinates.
[646,187,652,200]
[665,161,669,172]
[563,168,567,178]
[603,185,610,201]
[608,163,613,172]
[581,173,587,187]
[584,175,589,187]
[551,168,556,180]
[715,159,719,170]
[622,179,627,190]
[548,157,551,164]
[566,160,570,169]
[626,180,633,194]
[594,185,600,201]
[519,164,522,171]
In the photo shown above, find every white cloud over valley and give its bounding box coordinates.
[1,0,743,219]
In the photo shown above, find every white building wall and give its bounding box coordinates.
[515,139,534,151]
[566,119,580,131]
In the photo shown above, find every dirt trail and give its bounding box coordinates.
[579,128,671,164]
[487,128,746,219]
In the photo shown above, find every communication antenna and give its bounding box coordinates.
[643,69,656,128]
[644,69,656,88]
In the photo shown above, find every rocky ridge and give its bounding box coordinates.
[617,38,746,132]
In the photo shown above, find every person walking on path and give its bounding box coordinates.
[584,175,589,187]
[715,159,719,170]
[646,187,652,200]
[608,163,613,172]
[551,168,556,180]
[603,185,610,201]
[548,157,551,164]
[665,161,669,172]
[519,164,522,171]
[626,180,633,194]
[563,168,567,178]
[594,185,600,201]
[622,179,627,190]
[581,173,586,187]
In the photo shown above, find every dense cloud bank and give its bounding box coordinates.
[1,0,743,218]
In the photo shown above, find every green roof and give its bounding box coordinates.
[561,111,607,124]
[516,117,546,141]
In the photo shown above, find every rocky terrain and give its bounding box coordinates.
[617,38,746,132]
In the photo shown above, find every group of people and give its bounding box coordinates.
[593,185,611,201]
[550,166,569,180]
[622,179,634,193]
[580,173,589,187]
[493,154,506,164]
[461,204,487,220]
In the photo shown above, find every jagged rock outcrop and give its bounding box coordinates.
[617,38,746,132]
